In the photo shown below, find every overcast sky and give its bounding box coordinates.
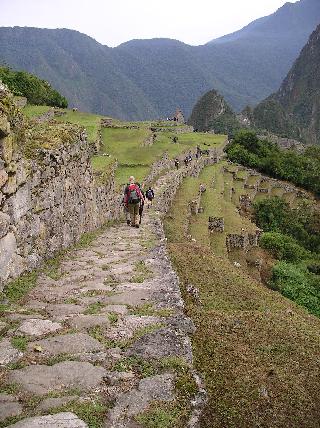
[1,0,299,47]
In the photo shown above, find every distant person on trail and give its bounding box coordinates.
[146,187,155,208]
[124,176,144,228]
[174,159,180,170]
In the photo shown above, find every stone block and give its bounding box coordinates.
[0,213,10,238]
[0,393,23,422]
[0,232,17,282]
[1,135,14,164]
[0,338,23,366]
[0,113,10,137]
[2,174,17,195]
[8,361,107,395]
[208,217,224,232]
[0,169,8,188]
[7,412,88,428]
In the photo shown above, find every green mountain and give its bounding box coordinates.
[0,0,319,120]
[188,89,240,134]
[251,23,320,144]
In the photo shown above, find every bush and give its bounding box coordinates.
[270,262,320,317]
[0,66,68,108]
[260,232,310,262]
[253,198,320,253]
[226,130,320,196]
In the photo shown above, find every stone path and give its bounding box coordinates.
[0,168,205,427]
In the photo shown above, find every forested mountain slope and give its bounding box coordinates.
[0,0,319,119]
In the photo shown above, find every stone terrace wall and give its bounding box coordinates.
[0,85,121,289]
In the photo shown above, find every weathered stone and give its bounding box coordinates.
[101,305,128,315]
[104,371,135,386]
[8,361,107,395]
[0,169,8,188]
[2,174,17,195]
[37,396,79,412]
[45,304,86,317]
[0,338,23,366]
[17,319,62,337]
[16,160,30,186]
[0,321,7,333]
[28,332,104,356]
[4,184,31,223]
[126,328,193,363]
[7,412,88,427]
[0,212,10,238]
[0,113,10,137]
[0,393,23,422]
[2,135,14,164]
[107,374,174,424]
[67,314,110,330]
[0,232,18,282]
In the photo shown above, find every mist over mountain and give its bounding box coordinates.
[0,0,319,120]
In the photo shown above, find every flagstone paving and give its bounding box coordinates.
[0,167,204,427]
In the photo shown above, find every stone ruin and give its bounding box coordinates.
[173,108,185,124]
[190,199,200,215]
[208,217,224,232]
[239,195,252,211]
[226,230,261,252]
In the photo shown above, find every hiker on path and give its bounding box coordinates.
[145,187,155,208]
[174,159,180,170]
[124,176,144,228]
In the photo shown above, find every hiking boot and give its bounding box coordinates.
[135,224,140,228]
[127,220,131,225]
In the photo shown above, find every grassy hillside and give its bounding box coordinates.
[164,164,320,427]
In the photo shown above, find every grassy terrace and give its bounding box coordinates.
[23,105,226,188]
[22,104,52,118]
[23,106,102,143]
[95,127,225,188]
[163,167,320,427]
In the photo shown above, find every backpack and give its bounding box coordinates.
[128,184,140,204]
[146,189,154,199]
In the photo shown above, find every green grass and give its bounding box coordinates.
[84,302,106,315]
[1,272,38,304]
[130,261,153,283]
[23,104,52,118]
[54,109,102,142]
[11,336,28,351]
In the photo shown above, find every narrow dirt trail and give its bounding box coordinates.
[0,168,202,427]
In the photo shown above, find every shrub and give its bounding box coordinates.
[270,262,320,317]
[260,232,310,262]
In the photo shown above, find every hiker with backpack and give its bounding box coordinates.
[124,176,144,228]
[145,187,155,208]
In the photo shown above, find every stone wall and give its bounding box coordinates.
[226,230,261,252]
[13,97,27,108]
[208,217,224,232]
[0,85,121,289]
